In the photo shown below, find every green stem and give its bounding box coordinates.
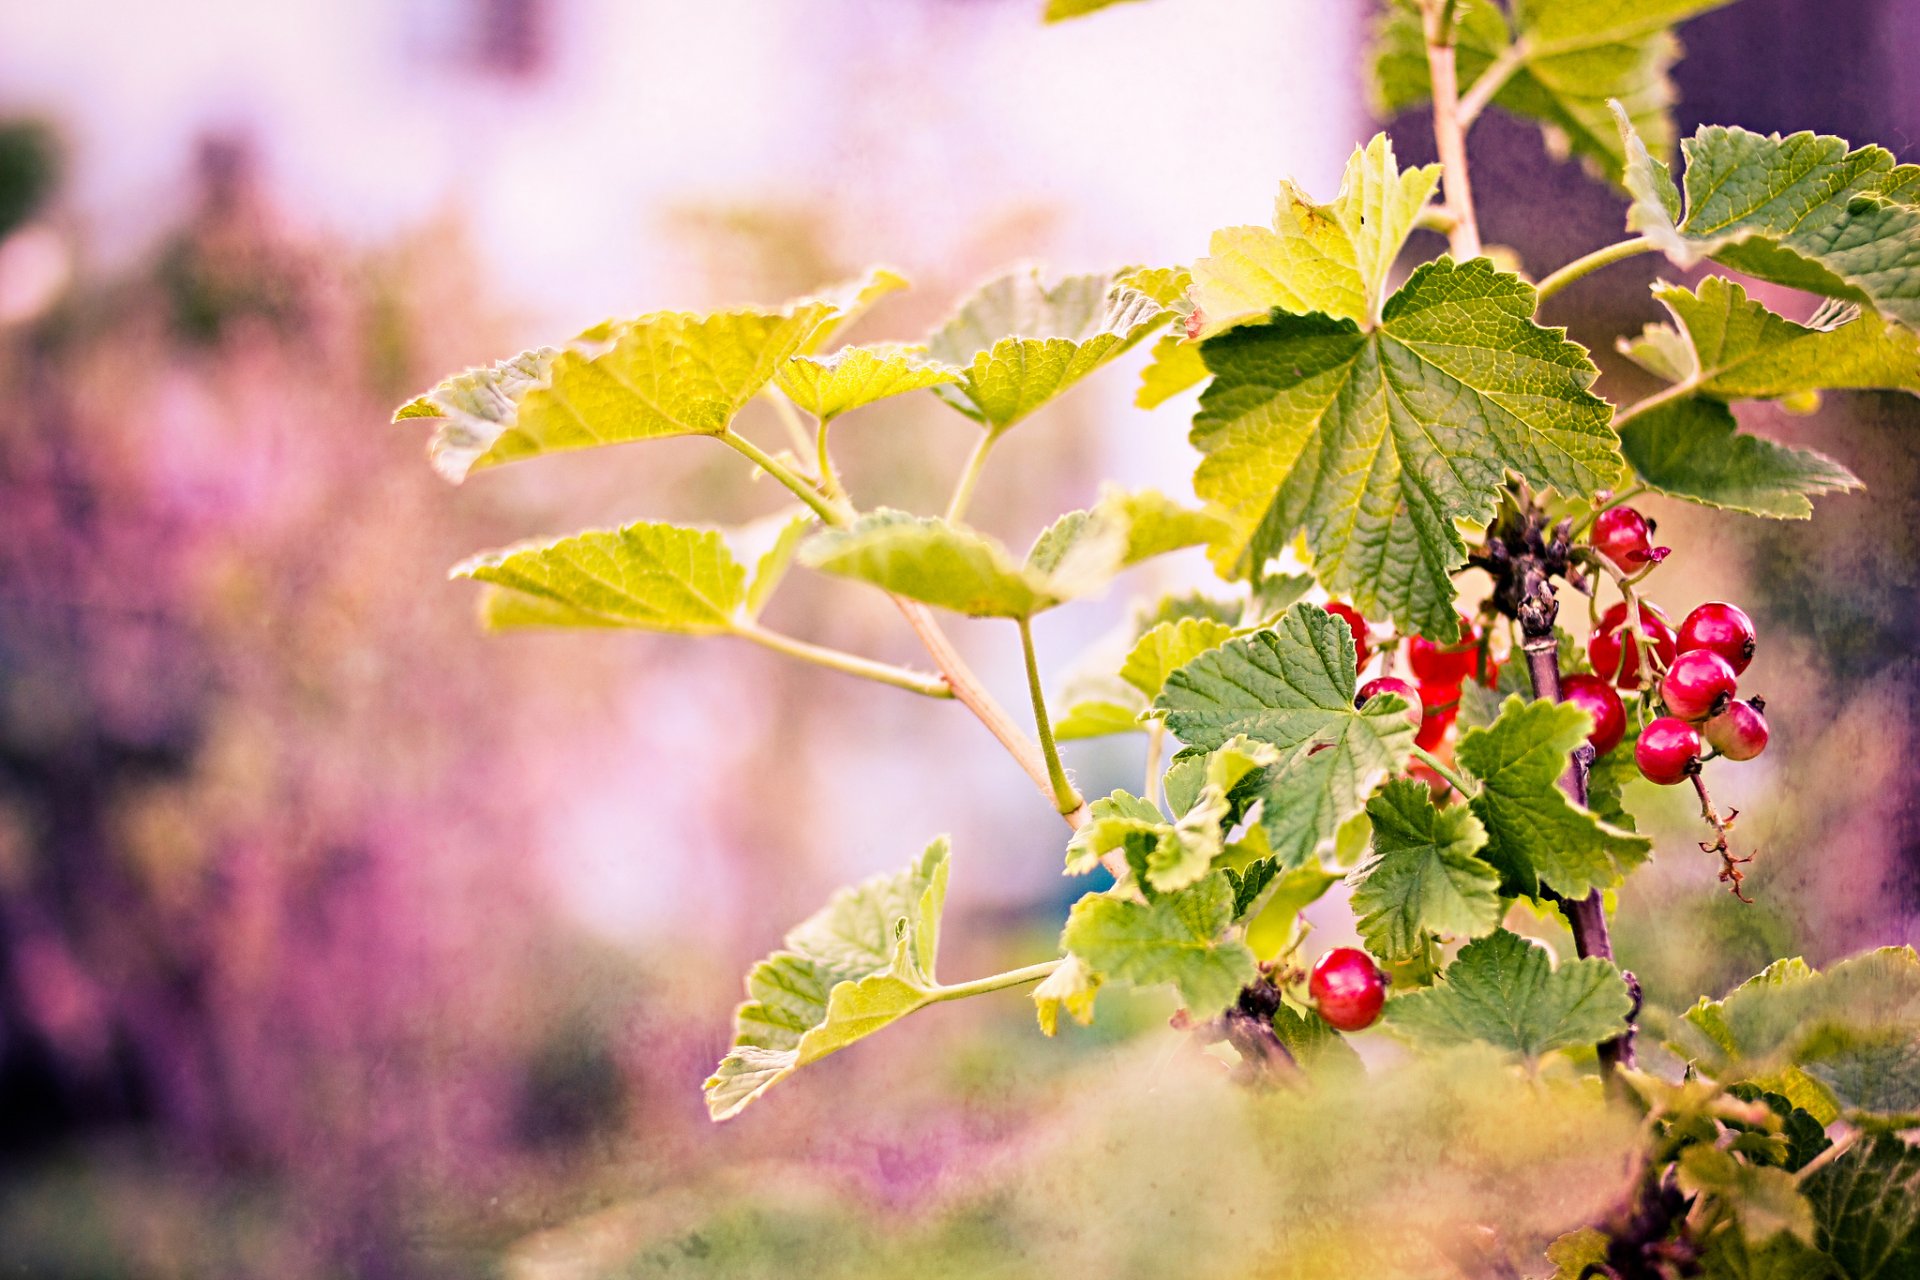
[1611,375,1698,431]
[1570,484,1649,540]
[1144,721,1167,813]
[813,413,847,503]
[1017,617,1082,816]
[1456,40,1526,126]
[946,432,998,524]
[1411,746,1478,797]
[737,623,953,698]
[763,386,817,459]
[1532,236,1657,306]
[721,431,849,527]
[930,959,1061,1003]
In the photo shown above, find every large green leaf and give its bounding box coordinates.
[706,839,950,1121]
[924,267,1171,434]
[1190,134,1439,333]
[1617,396,1862,519]
[1619,109,1920,329]
[1193,257,1620,638]
[776,344,962,422]
[1455,695,1652,899]
[1805,1134,1920,1280]
[1386,929,1633,1061]
[1621,278,1920,402]
[395,272,898,481]
[1060,870,1256,1013]
[455,520,748,634]
[1371,0,1740,184]
[1157,603,1418,867]
[1349,779,1502,963]
[1670,947,1920,1126]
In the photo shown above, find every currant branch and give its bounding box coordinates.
[1420,0,1483,259]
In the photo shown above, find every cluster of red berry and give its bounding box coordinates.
[1578,507,1770,787]
[1338,605,1499,762]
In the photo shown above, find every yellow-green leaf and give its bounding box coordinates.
[776,343,963,422]
[455,520,748,634]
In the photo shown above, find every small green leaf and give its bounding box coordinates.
[1455,695,1652,899]
[1386,929,1633,1061]
[776,344,963,421]
[397,273,897,480]
[802,510,1055,618]
[1055,696,1148,740]
[743,511,815,619]
[1061,871,1256,1013]
[1193,258,1621,637]
[1191,133,1440,333]
[1670,947,1920,1126]
[1025,487,1225,593]
[1270,1003,1365,1080]
[706,838,949,1120]
[1805,1133,1920,1280]
[1121,617,1236,700]
[1616,108,1920,328]
[1679,1145,1816,1248]
[1618,396,1863,520]
[455,520,748,634]
[1349,779,1501,963]
[1065,790,1168,877]
[925,267,1171,434]
[1033,954,1102,1036]
[1245,860,1341,960]
[1621,277,1920,402]
[1545,1228,1612,1279]
[1135,331,1210,408]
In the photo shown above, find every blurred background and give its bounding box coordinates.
[0,1,1913,1275]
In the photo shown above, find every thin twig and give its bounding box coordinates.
[1456,39,1527,126]
[1423,2,1483,259]
[1691,773,1752,902]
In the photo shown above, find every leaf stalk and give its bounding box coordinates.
[1533,235,1658,306]
[1018,616,1084,817]
[736,623,954,699]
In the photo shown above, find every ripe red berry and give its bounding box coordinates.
[1661,649,1738,722]
[1560,674,1627,756]
[1308,947,1387,1032]
[1588,602,1678,688]
[1677,602,1757,676]
[1635,716,1703,786]
[1325,601,1371,670]
[1591,506,1671,569]
[1409,615,1482,686]
[1414,682,1459,750]
[1704,697,1770,761]
[1357,676,1423,729]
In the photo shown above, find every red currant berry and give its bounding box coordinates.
[1677,602,1757,676]
[1414,682,1459,751]
[1591,506,1671,569]
[1560,674,1627,756]
[1325,601,1371,670]
[1704,697,1769,761]
[1588,602,1678,688]
[1308,947,1387,1032]
[1357,676,1422,729]
[1661,649,1738,722]
[1635,716,1703,786]
[1409,615,1482,686]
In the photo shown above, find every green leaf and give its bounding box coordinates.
[1066,738,1278,893]
[1193,258,1621,637]
[1061,871,1256,1013]
[1371,0,1740,185]
[1065,789,1169,877]
[776,344,962,421]
[455,520,748,634]
[1158,604,1418,867]
[1671,948,1920,1125]
[1245,859,1341,960]
[1042,0,1147,19]
[1270,1003,1365,1080]
[1546,1228,1612,1280]
[1386,929,1633,1061]
[1455,695,1652,899]
[1025,487,1226,590]
[743,511,815,619]
[1617,396,1863,520]
[1054,695,1148,740]
[1121,617,1236,701]
[1349,779,1502,963]
[801,510,1055,618]
[924,267,1171,434]
[1033,954,1102,1036]
[1805,1133,1920,1280]
[396,274,891,481]
[1136,332,1210,408]
[1617,109,1920,328]
[1190,134,1439,333]
[1681,1145,1817,1248]
[1621,277,1920,402]
[706,838,949,1120]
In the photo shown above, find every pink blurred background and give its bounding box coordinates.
[0,1,1914,1274]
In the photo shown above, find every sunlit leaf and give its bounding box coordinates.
[1121,617,1236,701]
[776,343,962,422]
[1061,870,1256,1013]
[1386,929,1633,1061]
[1033,954,1102,1036]
[455,520,748,634]
[802,510,1056,618]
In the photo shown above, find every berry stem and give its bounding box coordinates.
[1691,773,1753,902]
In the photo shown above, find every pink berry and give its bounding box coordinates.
[1704,697,1769,761]
[1588,602,1678,688]
[1325,602,1371,670]
[1677,602,1757,676]
[1636,717,1703,786]
[1409,615,1482,686]
[1661,649,1738,722]
[1560,674,1627,756]
[1592,506,1671,569]
[1357,676,1422,729]
[1309,947,1387,1032]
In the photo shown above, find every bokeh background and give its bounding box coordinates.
[0,1,1914,1275]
